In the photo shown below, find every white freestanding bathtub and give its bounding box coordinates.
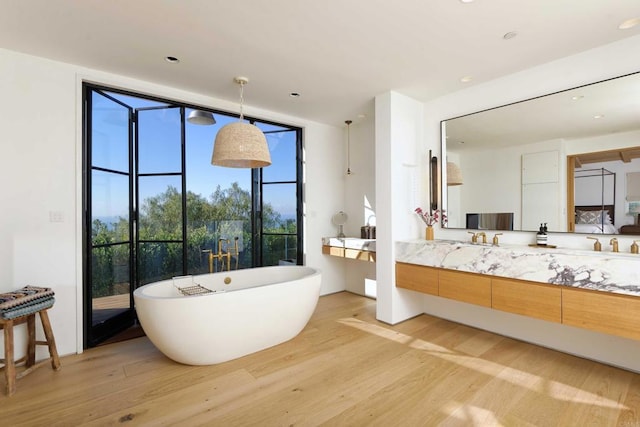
[133,266,321,365]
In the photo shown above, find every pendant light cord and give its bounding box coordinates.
[346,120,352,175]
[238,81,245,120]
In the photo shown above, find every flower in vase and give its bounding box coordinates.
[414,207,443,227]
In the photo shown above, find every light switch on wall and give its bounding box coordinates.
[49,211,64,222]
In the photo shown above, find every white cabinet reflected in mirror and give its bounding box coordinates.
[441,71,640,236]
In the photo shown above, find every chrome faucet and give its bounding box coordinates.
[610,238,619,253]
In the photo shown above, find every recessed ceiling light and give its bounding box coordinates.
[618,17,640,30]
[571,95,584,101]
[593,114,604,119]
[503,31,518,40]
[165,56,180,63]
[289,92,301,98]
[460,76,473,83]
[459,0,474,3]
[357,114,366,119]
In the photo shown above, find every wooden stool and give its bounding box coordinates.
[0,308,61,396]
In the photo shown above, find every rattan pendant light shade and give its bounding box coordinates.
[212,77,271,168]
[447,161,463,186]
[212,121,271,168]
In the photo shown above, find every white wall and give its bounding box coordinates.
[343,119,377,297]
[450,139,564,230]
[0,48,346,358]
[410,35,640,372]
[375,92,424,324]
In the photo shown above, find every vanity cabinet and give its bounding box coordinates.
[322,245,344,257]
[492,278,561,323]
[395,262,638,340]
[322,242,375,262]
[439,270,491,307]
[344,248,376,262]
[396,262,438,296]
[562,288,640,341]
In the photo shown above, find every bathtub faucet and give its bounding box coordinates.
[204,238,241,273]
[217,238,232,272]
[202,249,214,273]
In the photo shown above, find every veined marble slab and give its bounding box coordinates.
[323,237,376,252]
[396,239,640,297]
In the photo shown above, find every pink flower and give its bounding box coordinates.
[415,207,443,226]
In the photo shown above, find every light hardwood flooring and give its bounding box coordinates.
[2,292,640,426]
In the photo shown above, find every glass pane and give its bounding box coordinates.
[262,131,297,182]
[262,235,297,266]
[138,107,182,174]
[188,222,249,274]
[91,170,129,243]
[138,176,183,240]
[185,123,252,272]
[138,242,183,286]
[257,122,290,133]
[91,243,130,325]
[263,183,297,233]
[92,92,129,172]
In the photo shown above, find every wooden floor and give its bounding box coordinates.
[2,292,640,426]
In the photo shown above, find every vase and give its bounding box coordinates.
[425,225,434,240]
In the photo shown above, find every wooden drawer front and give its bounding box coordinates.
[562,288,640,341]
[439,270,491,307]
[395,263,438,296]
[345,248,375,262]
[492,278,561,323]
[322,245,344,257]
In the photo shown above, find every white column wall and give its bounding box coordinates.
[375,92,424,324]
[0,48,346,358]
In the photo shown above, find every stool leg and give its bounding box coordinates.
[3,320,16,396]
[38,310,60,370]
[26,314,36,367]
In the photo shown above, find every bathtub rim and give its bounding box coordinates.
[133,265,321,300]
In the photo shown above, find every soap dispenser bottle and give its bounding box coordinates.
[536,223,547,246]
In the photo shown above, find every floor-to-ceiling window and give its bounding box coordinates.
[83,83,303,347]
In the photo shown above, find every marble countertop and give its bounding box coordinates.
[323,237,376,252]
[396,239,640,297]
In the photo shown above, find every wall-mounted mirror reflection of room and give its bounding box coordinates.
[441,71,640,235]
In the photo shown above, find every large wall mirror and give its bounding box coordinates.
[441,71,640,236]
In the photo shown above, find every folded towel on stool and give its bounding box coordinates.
[0,286,55,310]
[1,297,55,319]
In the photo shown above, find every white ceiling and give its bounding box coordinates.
[1,0,639,126]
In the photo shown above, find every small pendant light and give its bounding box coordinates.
[345,120,353,175]
[187,110,216,125]
[212,77,271,168]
